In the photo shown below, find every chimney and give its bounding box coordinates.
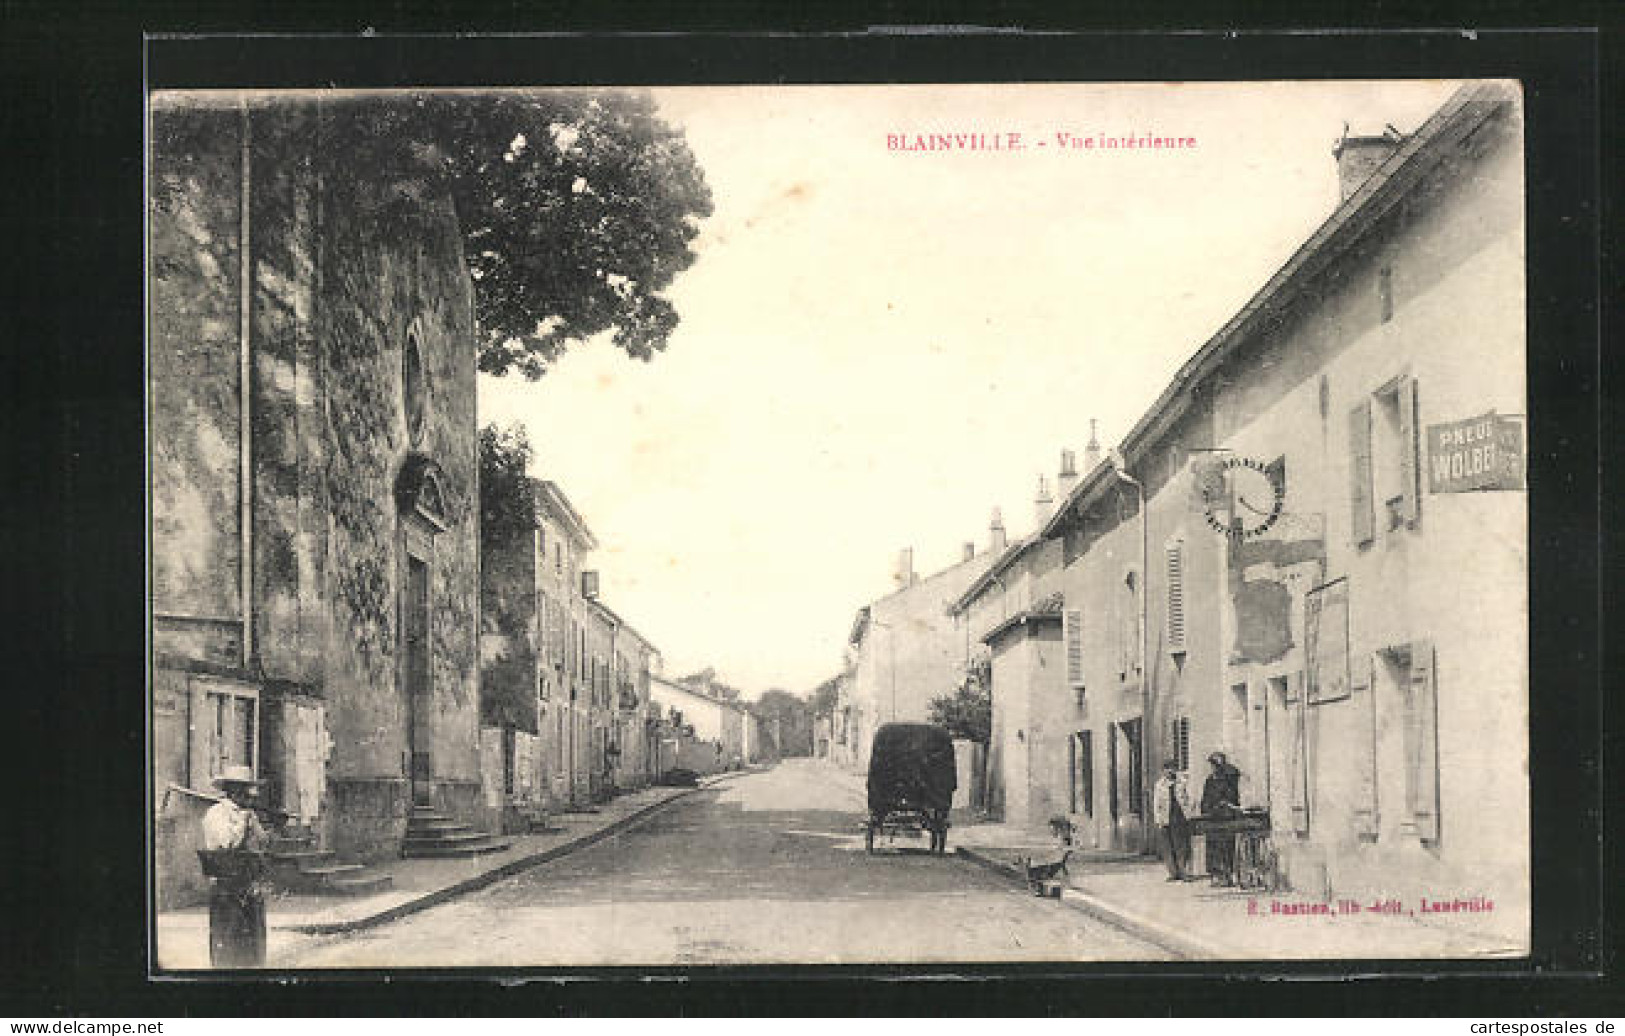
[962,541,976,562]
[989,508,1008,553]
[1034,474,1054,529]
[1333,124,1405,202]
[1056,448,1080,509]
[895,547,916,589]
[1084,418,1102,471]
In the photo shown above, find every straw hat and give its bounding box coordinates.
[214,764,260,788]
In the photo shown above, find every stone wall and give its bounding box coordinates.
[150,94,482,871]
[149,104,245,658]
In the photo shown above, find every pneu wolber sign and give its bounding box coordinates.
[1427,412,1525,493]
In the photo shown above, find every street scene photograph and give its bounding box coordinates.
[147,79,1530,970]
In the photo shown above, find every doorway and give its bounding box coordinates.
[404,554,433,806]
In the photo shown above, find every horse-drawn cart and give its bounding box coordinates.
[865,723,957,855]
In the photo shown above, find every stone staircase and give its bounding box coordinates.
[401,806,511,859]
[265,829,394,897]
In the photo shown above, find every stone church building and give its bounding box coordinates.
[150,94,482,905]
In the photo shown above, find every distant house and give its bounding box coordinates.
[843,538,999,770]
[947,460,1077,828]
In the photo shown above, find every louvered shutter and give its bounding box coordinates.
[1165,541,1187,655]
[1407,640,1440,842]
[1064,607,1085,688]
[1399,376,1421,528]
[1349,400,1375,546]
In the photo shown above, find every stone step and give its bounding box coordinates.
[300,862,367,878]
[400,837,512,859]
[401,829,492,848]
[267,848,335,865]
[406,819,472,835]
[319,872,394,897]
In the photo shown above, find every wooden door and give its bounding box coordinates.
[405,555,433,806]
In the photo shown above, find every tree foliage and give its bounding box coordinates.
[753,689,816,757]
[928,678,991,744]
[325,91,713,378]
[479,422,535,546]
[809,676,840,717]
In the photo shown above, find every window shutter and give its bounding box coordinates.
[1165,541,1187,655]
[1107,725,1120,822]
[1349,400,1375,546]
[1352,654,1379,838]
[1407,639,1440,842]
[1287,671,1310,835]
[1064,607,1085,688]
[1399,376,1421,529]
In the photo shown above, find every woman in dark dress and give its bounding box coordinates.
[1200,752,1242,886]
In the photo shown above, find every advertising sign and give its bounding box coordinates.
[1427,411,1525,492]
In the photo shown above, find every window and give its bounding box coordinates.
[1074,731,1094,818]
[1107,726,1119,821]
[1168,715,1191,772]
[210,690,256,777]
[1351,376,1421,545]
[403,328,427,447]
[1122,718,1144,816]
[1377,264,1394,323]
[1119,569,1141,678]
[1064,607,1085,689]
[192,680,259,786]
[502,727,516,796]
[1374,376,1421,532]
[1164,540,1187,655]
[555,543,562,574]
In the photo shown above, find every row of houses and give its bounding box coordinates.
[835,83,1527,945]
[147,93,757,907]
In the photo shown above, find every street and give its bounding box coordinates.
[277,759,1168,966]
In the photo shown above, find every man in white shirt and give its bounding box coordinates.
[199,765,269,967]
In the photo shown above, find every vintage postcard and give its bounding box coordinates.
[148,78,1529,970]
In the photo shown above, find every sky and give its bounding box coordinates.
[477,80,1461,699]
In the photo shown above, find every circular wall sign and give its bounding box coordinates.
[1200,457,1286,539]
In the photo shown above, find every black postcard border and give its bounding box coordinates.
[9,16,1611,1018]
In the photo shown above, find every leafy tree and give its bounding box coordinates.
[928,679,991,744]
[479,422,535,546]
[325,91,713,378]
[809,676,839,717]
[753,689,815,757]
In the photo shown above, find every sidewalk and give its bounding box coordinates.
[155,771,747,970]
[956,839,1525,960]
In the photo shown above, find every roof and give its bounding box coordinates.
[532,479,597,550]
[980,591,1065,646]
[650,674,753,715]
[1043,81,1516,539]
[586,598,657,656]
[947,533,1043,616]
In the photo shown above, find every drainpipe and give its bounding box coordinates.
[1110,451,1151,850]
[237,98,254,670]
